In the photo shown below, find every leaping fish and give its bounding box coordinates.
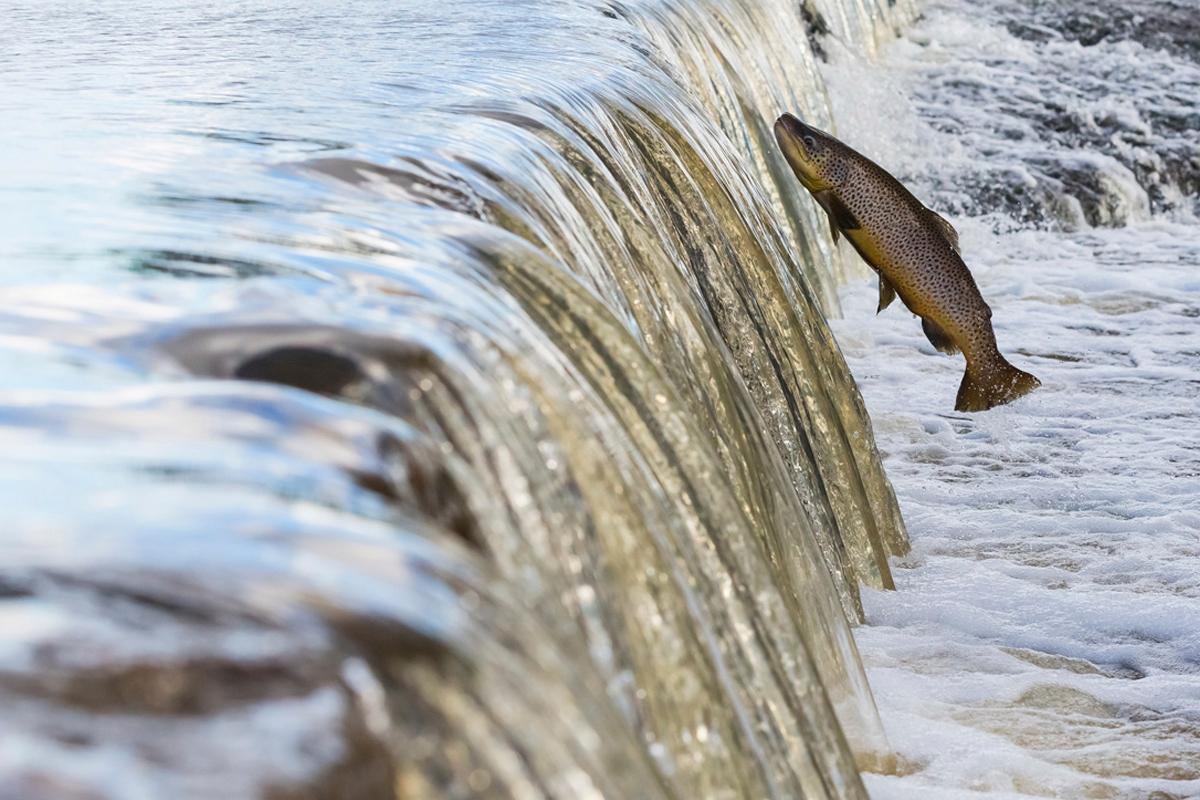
[774,113,1040,412]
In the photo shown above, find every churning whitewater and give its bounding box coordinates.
[822,0,1200,797]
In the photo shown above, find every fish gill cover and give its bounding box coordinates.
[0,0,914,797]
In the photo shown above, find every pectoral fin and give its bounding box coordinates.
[814,190,861,242]
[921,317,960,354]
[877,275,897,313]
[926,209,960,253]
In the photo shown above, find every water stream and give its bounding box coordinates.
[1,1,911,797]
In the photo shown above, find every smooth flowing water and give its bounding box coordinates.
[0,1,913,798]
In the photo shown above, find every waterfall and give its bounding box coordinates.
[0,0,915,797]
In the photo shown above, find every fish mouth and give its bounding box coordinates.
[773,112,816,145]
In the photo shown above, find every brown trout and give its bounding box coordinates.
[774,113,1040,412]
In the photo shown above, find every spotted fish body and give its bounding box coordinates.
[773,113,1040,412]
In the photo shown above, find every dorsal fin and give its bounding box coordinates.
[926,209,960,254]
[877,275,896,314]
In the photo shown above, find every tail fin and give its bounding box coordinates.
[955,357,1041,412]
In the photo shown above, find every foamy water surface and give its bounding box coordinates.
[827,1,1200,796]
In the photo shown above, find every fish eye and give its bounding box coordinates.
[802,135,817,149]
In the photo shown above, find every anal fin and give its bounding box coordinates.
[921,317,960,354]
[877,275,896,313]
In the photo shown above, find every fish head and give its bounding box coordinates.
[773,113,848,192]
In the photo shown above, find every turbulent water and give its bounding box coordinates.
[819,0,1200,797]
[0,1,915,798]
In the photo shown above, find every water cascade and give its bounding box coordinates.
[0,0,917,796]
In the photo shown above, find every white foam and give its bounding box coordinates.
[824,1,1200,796]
